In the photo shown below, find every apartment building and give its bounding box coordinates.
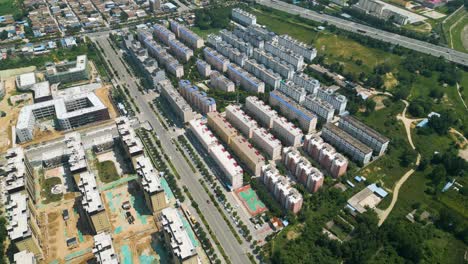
[229,135,265,176]
[207,111,238,145]
[169,20,204,49]
[196,59,211,78]
[210,71,235,92]
[277,81,307,104]
[160,208,199,264]
[116,117,144,160]
[5,192,43,259]
[225,105,258,138]
[189,119,243,189]
[303,135,348,178]
[210,143,244,190]
[243,59,282,89]
[45,55,89,84]
[64,133,88,176]
[233,24,265,49]
[317,87,348,115]
[231,8,257,26]
[141,34,184,78]
[321,123,373,165]
[277,35,317,62]
[209,36,249,67]
[252,127,282,160]
[226,63,265,93]
[303,95,335,123]
[168,38,193,63]
[282,147,324,193]
[152,24,175,45]
[264,41,304,70]
[159,80,194,123]
[252,48,295,79]
[269,91,318,134]
[271,116,303,147]
[92,232,119,264]
[203,47,230,72]
[179,81,216,114]
[189,119,218,151]
[293,73,320,94]
[3,147,36,203]
[77,171,111,234]
[338,115,390,156]
[134,156,168,213]
[260,165,303,214]
[245,96,278,128]
[219,29,254,57]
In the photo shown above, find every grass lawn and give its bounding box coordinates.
[450,16,468,52]
[41,177,63,203]
[190,26,222,39]
[96,160,120,183]
[0,0,19,16]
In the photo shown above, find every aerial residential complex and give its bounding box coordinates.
[196,59,212,78]
[203,47,230,72]
[170,20,205,49]
[276,34,317,62]
[159,79,195,123]
[210,71,235,92]
[226,63,265,93]
[303,135,349,178]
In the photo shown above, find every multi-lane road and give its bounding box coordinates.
[256,0,468,66]
[93,35,251,264]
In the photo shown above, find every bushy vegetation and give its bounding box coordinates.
[194,7,231,30]
[96,161,120,183]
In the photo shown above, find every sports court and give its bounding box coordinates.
[235,185,268,216]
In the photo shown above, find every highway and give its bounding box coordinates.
[93,35,251,264]
[256,0,468,66]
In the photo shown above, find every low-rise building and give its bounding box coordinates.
[293,73,320,94]
[14,251,36,264]
[203,47,230,72]
[252,127,282,160]
[170,20,204,49]
[92,232,119,264]
[231,8,257,26]
[269,91,317,134]
[338,115,389,156]
[243,59,281,89]
[321,123,373,165]
[134,156,168,213]
[225,105,258,138]
[210,71,235,92]
[271,116,303,147]
[179,80,216,114]
[16,72,37,90]
[245,96,278,128]
[160,208,199,264]
[196,59,211,78]
[226,63,265,93]
[45,55,89,84]
[303,95,335,123]
[159,80,194,123]
[277,34,317,62]
[260,165,303,214]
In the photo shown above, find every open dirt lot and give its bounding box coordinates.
[95,85,118,119]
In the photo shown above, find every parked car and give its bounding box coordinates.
[62,209,69,221]
[122,201,131,210]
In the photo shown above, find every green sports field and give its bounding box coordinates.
[236,185,268,216]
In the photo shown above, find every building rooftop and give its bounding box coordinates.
[210,143,243,177]
[77,171,105,214]
[160,208,198,261]
[270,90,317,122]
[273,116,303,136]
[15,72,36,88]
[92,232,119,264]
[13,251,36,264]
[65,132,87,173]
[135,156,164,195]
[5,192,31,241]
[30,81,51,100]
[2,147,28,193]
[231,134,265,164]
[116,117,144,156]
[225,105,258,130]
[207,111,238,138]
[323,123,373,154]
[340,115,389,143]
[246,96,278,118]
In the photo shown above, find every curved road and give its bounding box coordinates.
[256,0,468,66]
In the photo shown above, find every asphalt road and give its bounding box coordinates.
[93,36,251,264]
[256,0,468,66]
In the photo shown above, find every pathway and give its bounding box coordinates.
[378,100,422,226]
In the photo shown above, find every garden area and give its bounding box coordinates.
[41,176,63,203]
[96,160,120,183]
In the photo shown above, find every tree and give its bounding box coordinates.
[0,30,8,40]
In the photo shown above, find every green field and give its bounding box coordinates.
[450,15,468,53]
[96,160,120,183]
[0,0,18,16]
